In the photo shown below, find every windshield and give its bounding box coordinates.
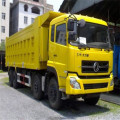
[69,22,111,49]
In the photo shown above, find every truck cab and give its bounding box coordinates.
[47,13,113,108]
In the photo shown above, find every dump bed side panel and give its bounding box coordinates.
[39,27,49,62]
[6,19,48,70]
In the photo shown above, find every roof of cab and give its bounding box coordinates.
[50,13,107,26]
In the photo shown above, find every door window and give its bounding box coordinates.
[56,24,66,45]
[51,25,55,42]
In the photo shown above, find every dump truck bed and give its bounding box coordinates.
[6,11,64,70]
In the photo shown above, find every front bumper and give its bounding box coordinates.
[65,73,113,95]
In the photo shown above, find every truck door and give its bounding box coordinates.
[54,22,68,78]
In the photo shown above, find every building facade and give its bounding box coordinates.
[0,0,10,43]
[10,0,53,35]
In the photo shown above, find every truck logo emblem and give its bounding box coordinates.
[93,62,99,72]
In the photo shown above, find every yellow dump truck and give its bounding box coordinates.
[6,11,113,109]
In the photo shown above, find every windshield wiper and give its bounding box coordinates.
[90,45,112,51]
[104,47,112,51]
[78,44,90,49]
[87,43,111,50]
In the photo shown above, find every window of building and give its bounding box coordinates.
[51,25,55,42]
[24,16,28,24]
[1,39,5,43]
[33,0,39,2]
[19,28,22,31]
[39,0,44,4]
[31,7,40,14]
[24,4,28,12]
[1,26,5,33]
[56,24,66,45]
[2,13,5,20]
[2,0,6,6]
[31,18,34,23]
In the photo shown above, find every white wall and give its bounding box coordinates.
[0,0,10,43]
[18,2,44,30]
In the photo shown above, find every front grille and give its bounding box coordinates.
[82,61,109,73]
[79,75,110,79]
[84,83,108,90]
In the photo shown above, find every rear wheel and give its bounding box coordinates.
[84,95,100,105]
[13,71,19,89]
[9,70,14,87]
[33,74,43,100]
[48,77,62,110]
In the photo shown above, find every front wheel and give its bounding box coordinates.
[84,95,100,105]
[48,77,62,110]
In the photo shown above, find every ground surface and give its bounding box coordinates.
[0,73,120,120]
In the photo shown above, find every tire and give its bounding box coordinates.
[48,77,62,110]
[84,95,100,105]
[9,70,13,87]
[13,71,19,89]
[33,74,43,100]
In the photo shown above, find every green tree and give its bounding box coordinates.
[0,42,5,51]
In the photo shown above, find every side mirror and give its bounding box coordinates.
[78,19,86,27]
[68,19,74,31]
[68,31,77,43]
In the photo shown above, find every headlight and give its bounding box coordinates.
[70,77,80,89]
[110,72,114,86]
[110,79,114,86]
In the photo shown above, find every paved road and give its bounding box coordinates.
[0,73,120,120]
[101,93,120,105]
[0,72,8,79]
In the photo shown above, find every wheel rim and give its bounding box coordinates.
[49,84,57,102]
